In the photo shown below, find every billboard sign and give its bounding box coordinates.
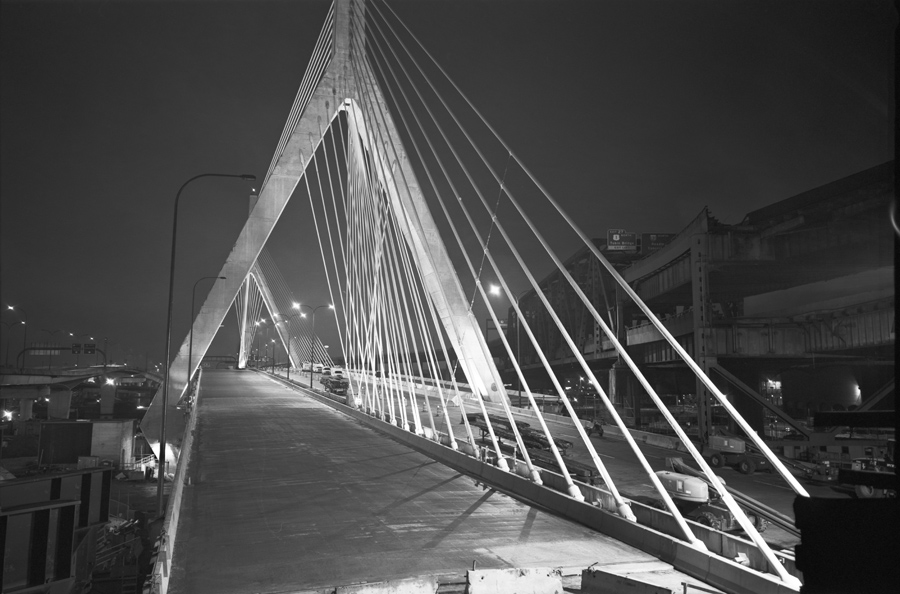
[607,229,637,251]
[641,233,675,254]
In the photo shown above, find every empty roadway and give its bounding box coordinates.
[169,369,711,592]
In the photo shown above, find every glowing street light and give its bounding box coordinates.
[294,303,334,388]
[7,305,28,367]
[488,284,530,406]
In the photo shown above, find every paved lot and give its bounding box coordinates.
[169,370,705,593]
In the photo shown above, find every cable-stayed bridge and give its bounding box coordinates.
[141,1,812,591]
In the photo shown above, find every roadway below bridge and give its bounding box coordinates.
[169,369,718,593]
[368,383,849,551]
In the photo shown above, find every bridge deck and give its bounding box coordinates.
[169,370,701,592]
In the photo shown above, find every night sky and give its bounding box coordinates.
[1,0,894,368]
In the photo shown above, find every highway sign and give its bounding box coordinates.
[84,343,96,354]
[72,343,81,354]
[607,229,637,251]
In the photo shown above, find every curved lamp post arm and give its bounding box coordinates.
[158,172,254,518]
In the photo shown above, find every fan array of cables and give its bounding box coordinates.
[244,1,806,585]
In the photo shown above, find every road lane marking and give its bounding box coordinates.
[755,481,793,491]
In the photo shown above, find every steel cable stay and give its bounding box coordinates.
[349,25,494,430]
[359,1,802,584]
[372,0,709,534]
[322,114,350,342]
[355,12,499,406]
[348,37,488,452]
[375,0,805,503]
[257,249,327,368]
[369,0,657,524]
[369,14,687,523]
[308,126,343,360]
[380,195,448,439]
[363,0,707,547]
[261,4,335,193]
[359,15,573,485]
[350,135,379,411]
[360,19,542,481]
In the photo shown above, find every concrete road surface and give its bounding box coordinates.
[169,370,711,593]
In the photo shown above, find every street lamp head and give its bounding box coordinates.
[240,174,256,181]
[292,302,300,310]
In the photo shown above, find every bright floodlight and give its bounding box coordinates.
[106,378,116,386]
[489,284,501,296]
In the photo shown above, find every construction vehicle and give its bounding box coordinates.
[661,457,806,539]
[322,375,350,396]
[644,470,759,532]
[466,413,573,455]
[805,438,896,498]
[702,435,771,475]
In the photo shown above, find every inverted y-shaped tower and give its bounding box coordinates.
[141,0,508,463]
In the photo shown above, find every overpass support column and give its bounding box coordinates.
[100,382,116,417]
[609,287,636,425]
[691,234,715,444]
[18,398,34,421]
[48,388,72,419]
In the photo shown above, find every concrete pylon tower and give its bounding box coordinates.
[140,0,509,463]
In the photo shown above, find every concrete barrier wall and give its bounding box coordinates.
[152,372,203,594]
[297,382,800,594]
[292,374,798,576]
[364,375,690,453]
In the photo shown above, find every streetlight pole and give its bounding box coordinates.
[7,306,28,367]
[158,172,255,519]
[254,320,265,367]
[69,332,94,367]
[489,285,529,407]
[274,312,301,381]
[189,276,226,388]
[2,321,19,367]
[271,338,277,374]
[294,303,333,389]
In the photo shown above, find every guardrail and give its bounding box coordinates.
[146,369,203,594]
